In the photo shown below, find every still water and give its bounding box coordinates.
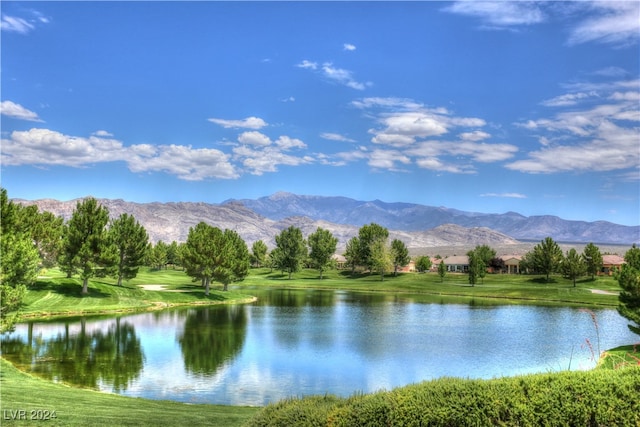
[2,289,637,406]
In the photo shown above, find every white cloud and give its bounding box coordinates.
[296,60,318,70]
[368,149,411,171]
[1,128,125,167]
[507,120,639,174]
[480,193,527,199]
[1,15,35,33]
[208,116,267,129]
[233,145,312,176]
[297,60,370,90]
[567,1,640,47]
[0,128,238,181]
[540,92,598,107]
[321,62,369,90]
[320,133,356,143]
[459,130,491,141]
[343,43,356,51]
[415,157,474,174]
[238,131,271,146]
[443,1,545,28]
[1,11,50,34]
[352,97,423,111]
[275,136,306,150]
[128,144,238,181]
[0,100,43,122]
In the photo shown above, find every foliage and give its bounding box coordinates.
[583,242,603,280]
[108,213,149,286]
[390,239,410,277]
[357,223,389,272]
[437,260,446,282]
[60,198,117,294]
[246,368,640,427]
[1,188,40,332]
[369,238,392,281]
[525,237,563,281]
[147,240,168,270]
[182,222,250,294]
[343,236,361,275]
[617,245,640,336]
[308,227,338,279]
[415,255,432,273]
[250,240,268,268]
[274,226,308,279]
[466,249,485,286]
[562,248,587,287]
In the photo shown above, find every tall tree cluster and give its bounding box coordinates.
[617,244,640,336]
[182,222,250,294]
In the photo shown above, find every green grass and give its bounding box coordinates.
[237,267,621,307]
[0,359,258,427]
[598,344,640,370]
[19,267,255,320]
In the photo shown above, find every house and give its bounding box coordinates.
[601,254,625,275]
[437,255,469,273]
[332,254,347,269]
[499,255,523,274]
[398,260,416,273]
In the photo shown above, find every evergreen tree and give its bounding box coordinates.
[61,198,116,294]
[583,242,603,280]
[562,248,586,287]
[0,189,40,331]
[108,213,149,286]
[527,237,563,282]
[308,227,338,279]
[617,244,640,336]
[251,240,268,268]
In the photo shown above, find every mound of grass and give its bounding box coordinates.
[246,368,640,427]
[0,359,258,426]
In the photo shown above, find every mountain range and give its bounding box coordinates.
[14,192,638,249]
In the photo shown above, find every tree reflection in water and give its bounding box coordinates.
[177,305,247,376]
[1,318,144,392]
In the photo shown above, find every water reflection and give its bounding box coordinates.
[2,318,144,392]
[1,289,637,406]
[178,305,247,376]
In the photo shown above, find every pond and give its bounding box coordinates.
[2,289,637,406]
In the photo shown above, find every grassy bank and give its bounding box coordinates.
[15,266,621,321]
[18,267,255,320]
[238,267,621,307]
[0,359,258,427]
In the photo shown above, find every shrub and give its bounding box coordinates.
[244,368,640,427]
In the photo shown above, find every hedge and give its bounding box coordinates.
[245,368,640,427]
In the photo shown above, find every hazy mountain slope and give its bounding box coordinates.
[229,192,638,244]
[14,197,519,249]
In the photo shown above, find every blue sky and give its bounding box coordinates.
[1,1,638,226]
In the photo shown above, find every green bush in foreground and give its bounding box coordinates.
[245,368,640,427]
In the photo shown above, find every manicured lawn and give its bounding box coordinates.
[238,267,621,307]
[19,267,255,319]
[0,359,258,427]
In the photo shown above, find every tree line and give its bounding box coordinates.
[1,188,638,337]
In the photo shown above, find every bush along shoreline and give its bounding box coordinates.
[245,367,640,427]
